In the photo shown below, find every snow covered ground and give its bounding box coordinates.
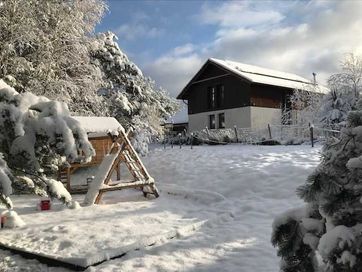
[0,144,322,271]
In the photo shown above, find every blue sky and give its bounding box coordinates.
[97,1,217,63]
[97,0,362,104]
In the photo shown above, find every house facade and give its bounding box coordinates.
[177,58,328,132]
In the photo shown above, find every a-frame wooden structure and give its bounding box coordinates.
[84,129,159,205]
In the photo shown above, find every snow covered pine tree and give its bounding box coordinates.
[91,32,179,154]
[0,80,95,210]
[318,89,354,130]
[272,98,362,271]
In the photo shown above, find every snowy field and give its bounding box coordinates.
[0,144,322,271]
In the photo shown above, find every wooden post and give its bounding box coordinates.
[310,125,314,147]
[190,133,193,149]
[66,167,71,192]
[206,126,210,139]
[116,161,121,181]
[163,133,167,149]
[268,124,272,139]
[234,125,238,143]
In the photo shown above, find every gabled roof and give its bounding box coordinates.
[177,58,329,99]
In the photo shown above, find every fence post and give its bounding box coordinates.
[190,133,193,149]
[205,126,210,140]
[234,125,239,143]
[267,124,272,139]
[310,124,314,147]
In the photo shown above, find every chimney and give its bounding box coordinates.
[312,72,316,85]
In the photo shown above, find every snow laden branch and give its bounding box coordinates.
[283,54,362,132]
[91,32,179,154]
[272,96,362,271]
[0,1,178,154]
[318,89,354,130]
[0,0,107,116]
[318,53,362,131]
[282,85,323,127]
[0,80,95,208]
[271,204,324,272]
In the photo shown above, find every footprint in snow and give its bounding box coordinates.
[44,235,57,241]
[58,240,72,251]
[50,225,68,233]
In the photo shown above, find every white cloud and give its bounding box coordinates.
[172,44,195,57]
[199,1,284,28]
[115,23,163,41]
[145,0,362,99]
[144,52,204,97]
[143,51,203,123]
[113,11,163,41]
[207,1,362,83]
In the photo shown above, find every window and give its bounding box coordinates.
[208,85,224,109]
[209,114,216,129]
[207,87,216,109]
[216,85,224,108]
[218,113,225,128]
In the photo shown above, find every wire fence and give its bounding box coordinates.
[163,124,340,147]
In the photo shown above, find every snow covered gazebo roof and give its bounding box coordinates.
[73,116,123,137]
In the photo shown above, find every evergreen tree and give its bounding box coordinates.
[0,0,107,115]
[0,1,178,154]
[91,32,179,154]
[318,89,354,130]
[272,98,362,271]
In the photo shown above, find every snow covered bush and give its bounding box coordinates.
[318,54,362,130]
[0,0,107,115]
[91,32,179,154]
[282,86,323,127]
[272,97,362,271]
[0,80,95,208]
[0,155,15,209]
[1,210,25,228]
[328,53,362,99]
[318,89,354,130]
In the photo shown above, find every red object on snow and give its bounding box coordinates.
[40,200,51,211]
[0,215,6,228]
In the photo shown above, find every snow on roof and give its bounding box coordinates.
[73,116,123,134]
[210,58,329,94]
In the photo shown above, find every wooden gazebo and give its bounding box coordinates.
[58,117,121,191]
[58,117,159,203]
